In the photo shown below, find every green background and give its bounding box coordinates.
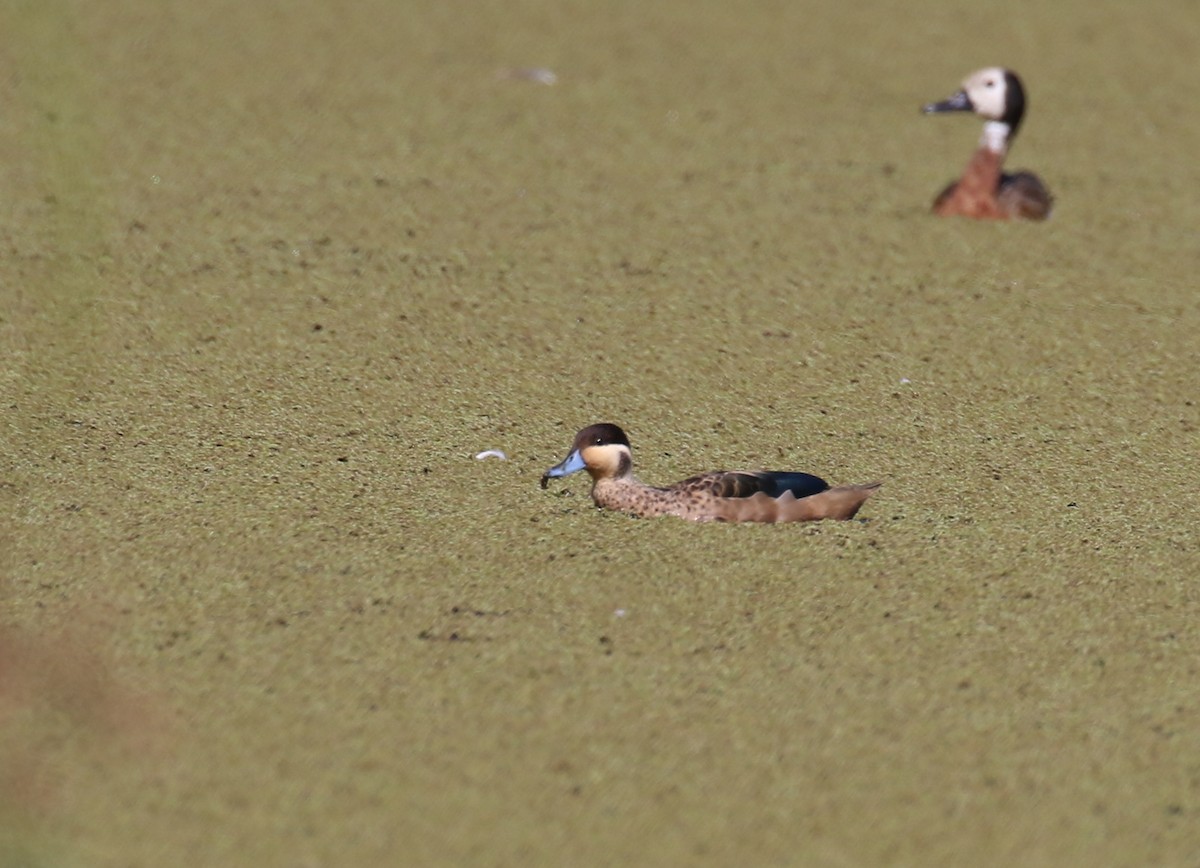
[2,0,1197,864]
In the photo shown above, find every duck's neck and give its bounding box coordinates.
[592,472,641,494]
[979,121,1012,155]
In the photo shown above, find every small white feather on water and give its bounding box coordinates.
[474,450,508,461]
[497,67,558,85]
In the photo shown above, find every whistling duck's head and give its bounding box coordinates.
[541,423,633,487]
[923,67,1027,132]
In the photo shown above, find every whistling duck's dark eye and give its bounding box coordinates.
[985,79,996,87]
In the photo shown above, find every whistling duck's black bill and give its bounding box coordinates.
[922,90,973,114]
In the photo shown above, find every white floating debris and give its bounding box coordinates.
[474,450,508,461]
[899,378,911,384]
[614,609,627,618]
[497,67,558,85]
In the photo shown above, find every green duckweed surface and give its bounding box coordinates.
[2,1,1198,865]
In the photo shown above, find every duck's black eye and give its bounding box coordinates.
[985,79,996,87]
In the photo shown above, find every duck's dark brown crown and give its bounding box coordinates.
[573,423,632,451]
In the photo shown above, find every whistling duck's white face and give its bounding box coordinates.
[959,67,1010,121]
[923,66,1025,124]
[923,67,1029,152]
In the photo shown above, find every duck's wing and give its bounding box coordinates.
[772,482,883,521]
[672,473,881,522]
[677,470,830,500]
[999,171,1053,220]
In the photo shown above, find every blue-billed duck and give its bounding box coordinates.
[541,423,881,523]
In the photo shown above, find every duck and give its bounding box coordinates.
[540,423,881,523]
[922,67,1053,220]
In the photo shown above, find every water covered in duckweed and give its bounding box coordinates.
[3,0,1198,864]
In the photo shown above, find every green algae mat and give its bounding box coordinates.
[2,0,1198,865]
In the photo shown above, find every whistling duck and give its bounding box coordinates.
[922,67,1053,220]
